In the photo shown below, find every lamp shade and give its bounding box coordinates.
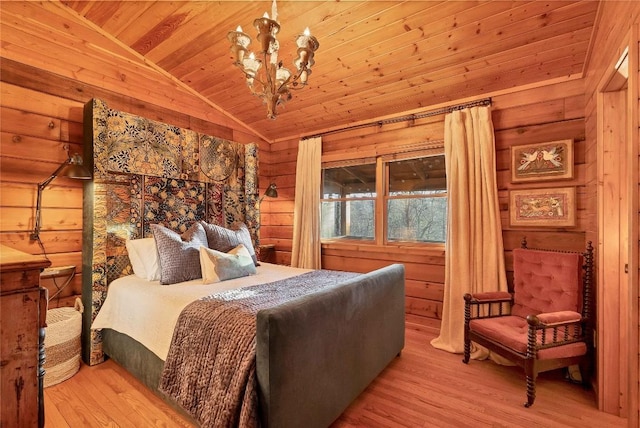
[60,154,92,180]
[264,183,278,198]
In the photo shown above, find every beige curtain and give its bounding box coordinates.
[431,106,508,354]
[291,136,322,269]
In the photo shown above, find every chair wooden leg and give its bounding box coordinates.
[524,375,536,407]
[462,331,470,364]
[462,302,471,364]
[462,342,470,363]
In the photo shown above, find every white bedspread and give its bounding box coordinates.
[91,263,310,360]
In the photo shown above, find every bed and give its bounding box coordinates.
[81,98,406,427]
[92,261,405,427]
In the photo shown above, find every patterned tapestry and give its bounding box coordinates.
[82,98,260,365]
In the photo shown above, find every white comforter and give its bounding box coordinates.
[91,263,310,360]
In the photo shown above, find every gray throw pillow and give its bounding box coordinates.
[199,221,258,266]
[151,222,208,285]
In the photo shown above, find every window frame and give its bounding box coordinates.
[321,147,446,247]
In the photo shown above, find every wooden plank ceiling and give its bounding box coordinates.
[60,1,599,142]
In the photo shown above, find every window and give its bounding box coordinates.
[321,162,376,240]
[386,156,447,243]
[321,152,447,244]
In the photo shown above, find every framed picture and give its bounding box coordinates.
[510,187,576,227]
[511,139,573,182]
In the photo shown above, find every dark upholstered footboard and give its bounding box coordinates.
[255,263,406,428]
[102,329,164,391]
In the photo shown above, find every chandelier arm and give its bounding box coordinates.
[281,67,308,91]
[275,72,293,94]
[232,62,268,90]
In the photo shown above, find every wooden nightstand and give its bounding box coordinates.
[258,244,276,263]
[0,245,50,428]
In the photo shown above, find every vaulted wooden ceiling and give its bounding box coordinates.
[60,1,599,141]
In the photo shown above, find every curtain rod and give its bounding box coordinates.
[304,97,492,139]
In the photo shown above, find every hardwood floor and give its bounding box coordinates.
[44,325,626,427]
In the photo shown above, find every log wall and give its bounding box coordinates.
[262,77,588,331]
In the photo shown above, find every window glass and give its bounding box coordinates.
[322,163,376,198]
[321,163,376,240]
[387,197,447,243]
[387,154,447,243]
[388,156,446,195]
[321,200,374,240]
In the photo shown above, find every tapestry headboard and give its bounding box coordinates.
[81,98,259,365]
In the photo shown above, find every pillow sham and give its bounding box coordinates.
[151,222,208,285]
[200,221,259,266]
[199,244,257,284]
[125,237,161,281]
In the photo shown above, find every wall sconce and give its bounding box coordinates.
[31,153,92,242]
[259,183,278,202]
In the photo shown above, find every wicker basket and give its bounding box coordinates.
[44,298,83,388]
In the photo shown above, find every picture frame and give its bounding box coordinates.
[509,187,576,227]
[511,139,573,182]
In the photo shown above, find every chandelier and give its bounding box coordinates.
[227,0,319,120]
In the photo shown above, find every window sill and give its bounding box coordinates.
[321,240,445,257]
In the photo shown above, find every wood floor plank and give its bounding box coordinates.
[44,396,71,428]
[43,325,626,428]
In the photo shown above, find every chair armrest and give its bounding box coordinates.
[526,311,582,327]
[526,311,585,350]
[464,291,512,304]
[464,292,513,321]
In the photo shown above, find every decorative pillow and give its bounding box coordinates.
[199,244,257,284]
[125,237,161,281]
[200,221,259,266]
[151,222,208,285]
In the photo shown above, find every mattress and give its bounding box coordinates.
[91,262,310,360]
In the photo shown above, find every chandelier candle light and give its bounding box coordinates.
[227,0,319,120]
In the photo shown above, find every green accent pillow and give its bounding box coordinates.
[199,244,257,283]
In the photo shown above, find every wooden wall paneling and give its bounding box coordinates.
[1,82,85,122]
[0,183,83,209]
[405,279,445,302]
[0,231,82,255]
[0,107,62,141]
[0,206,82,234]
[494,118,585,149]
[1,132,83,165]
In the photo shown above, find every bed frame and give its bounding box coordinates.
[81,99,406,427]
[103,264,405,427]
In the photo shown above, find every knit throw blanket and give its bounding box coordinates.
[158,269,359,428]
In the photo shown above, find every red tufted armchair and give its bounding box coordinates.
[462,238,594,407]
